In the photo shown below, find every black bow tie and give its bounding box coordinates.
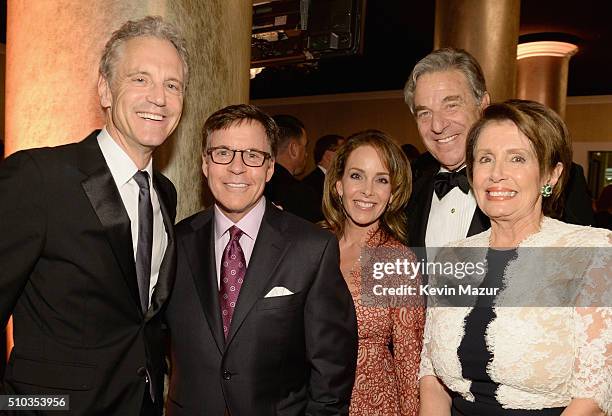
[433,169,470,199]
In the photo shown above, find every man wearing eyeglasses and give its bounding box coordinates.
[164,104,357,416]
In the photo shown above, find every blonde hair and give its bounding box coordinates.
[322,130,412,244]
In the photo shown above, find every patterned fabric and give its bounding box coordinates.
[420,217,612,414]
[219,226,246,338]
[344,230,425,416]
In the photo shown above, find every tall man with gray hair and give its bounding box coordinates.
[404,47,593,249]
[0,16,188,415]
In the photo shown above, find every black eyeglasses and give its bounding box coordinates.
[206,147,272,167]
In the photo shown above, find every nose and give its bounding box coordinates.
[361,179,374,196]
[431,111,449,134]
[489,160,506,182]
[147,82,166,107]
[228,151,247,174]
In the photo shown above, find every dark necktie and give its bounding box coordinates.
[433,169,470,199]
[133,171,153,314]
[219,226,246,339]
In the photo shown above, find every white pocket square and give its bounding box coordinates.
[264,286,294,298]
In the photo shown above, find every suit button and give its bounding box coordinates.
[137,366,147,377]
[222,370,231,380]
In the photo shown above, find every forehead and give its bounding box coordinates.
[345,145,388,171]
[476,120,534,152]
[209,120,270,151]
[414,69,474,104]
[114,36,184,79]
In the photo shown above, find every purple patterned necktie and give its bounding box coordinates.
[219,226,246,339]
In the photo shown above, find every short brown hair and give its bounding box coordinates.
[322,130,412,243]
[99,16,189,87]
[202,104,279,157]
[466,99,572,218]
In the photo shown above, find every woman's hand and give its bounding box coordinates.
[419,375,451,416]
[561,398,605,416]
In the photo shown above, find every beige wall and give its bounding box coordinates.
[252,91,612,175]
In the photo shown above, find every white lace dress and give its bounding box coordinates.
[419,217,612,414]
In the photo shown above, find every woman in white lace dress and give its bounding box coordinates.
[419,100,611,416]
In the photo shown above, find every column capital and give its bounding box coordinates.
[517,41,578,60]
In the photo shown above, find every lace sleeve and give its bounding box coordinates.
[392,305,425,416]
[570,307,611,414]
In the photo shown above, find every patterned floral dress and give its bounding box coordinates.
[343,230,425,416]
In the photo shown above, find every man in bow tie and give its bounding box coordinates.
[403,48,593,249]
[164,104,357,416]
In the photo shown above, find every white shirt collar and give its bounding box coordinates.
[318,165,327,175]
[97,128,153,188]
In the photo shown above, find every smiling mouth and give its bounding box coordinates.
[355,201,375,208]
[225,183,248,188]
[137,112,164,121]
[487,191,517,197]
[436,134,459,144]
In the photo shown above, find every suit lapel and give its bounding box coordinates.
[146,176,176,321]
[184,212,226,353]
[78,132,141,313]
[226,205,289,346]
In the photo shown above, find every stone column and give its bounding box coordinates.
[5,0,252,219]
[434,0,521,102]
[516,41,578,118]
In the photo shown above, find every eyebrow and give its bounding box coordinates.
[126,70,184,86]
[348,167,390,176]
[442,95,463,103]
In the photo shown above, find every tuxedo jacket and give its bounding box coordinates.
[406,153,594,248]
[0,131,177,415]
[264,164,322,223]
[165,203,357,416]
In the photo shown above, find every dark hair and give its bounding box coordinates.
[99,16,189,87]
[466,99,572,218]
[202,104,279,157]
[323,129,412,243]
[313,134,344,164]
[404,48,487,114]
[596,185,612,213]
[272,114,305,152]
[401,143,421,162]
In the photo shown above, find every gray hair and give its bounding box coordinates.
[99,16,189,87]
[404,48,487,114]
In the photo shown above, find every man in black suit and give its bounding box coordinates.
[264,115,321,222]
[302,134,345,221]
[403,48,594,249]
[165,104,357,416]
[0,16,188,415]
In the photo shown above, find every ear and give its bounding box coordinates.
[479,92,491,111]
[265,159,275,183]
[201,154,209,179]
[98,75,112,109]
[547,162,564,187]
[288,140,299,158]
[335,180,343,198]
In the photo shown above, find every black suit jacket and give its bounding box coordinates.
[406,153,594,248]
[264,164,323,223]
[165,203,357,416]
[0,131,177,415]
[302,167,326,222]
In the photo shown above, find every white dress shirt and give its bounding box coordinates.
[213,196,266,288]
[97,129,168,303]
[425,166,477,251]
